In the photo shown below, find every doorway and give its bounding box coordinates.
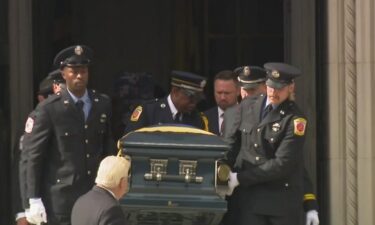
[32,0,284,108]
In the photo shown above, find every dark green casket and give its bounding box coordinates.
[118,125,231,225]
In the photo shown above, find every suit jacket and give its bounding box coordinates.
[224,94,306,219]
[204,106,220,135]
[124,97,205,134]
[22,89,116,225]
[71,186,128,225]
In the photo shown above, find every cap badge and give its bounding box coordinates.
[74,46,83,55]
[200,80,207,88]
[243,66,250,76]
[271,70,280,78]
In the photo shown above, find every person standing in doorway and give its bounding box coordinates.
[22,45,116,225]
[124,70,208,133]
[204,70,239,135]
[224,63,318,225]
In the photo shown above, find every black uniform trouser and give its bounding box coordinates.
[46,213,71,225]
[239,206,303,225]
[220,187,240,225]
[239,212,301,225]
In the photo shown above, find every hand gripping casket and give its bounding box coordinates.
[118,125,231,225]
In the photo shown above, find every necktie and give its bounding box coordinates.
[220,113,224,136]
[261,104,273,120]
[174,112,181,123]
[76,100,85,120]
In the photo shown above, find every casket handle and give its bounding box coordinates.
[144,159,203,183]
[144,173,203,183]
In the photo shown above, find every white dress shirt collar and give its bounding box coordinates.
[167,94,179,118]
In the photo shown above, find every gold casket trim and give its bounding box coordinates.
[135,126,214,135]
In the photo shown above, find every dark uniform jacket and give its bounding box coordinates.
[18,111,38,210]
[71,186,128,225]
[223,94,307,220]
[124,97,206,134]
[22,89,116,225]
[204,106,220,135]
[12,132,26,218]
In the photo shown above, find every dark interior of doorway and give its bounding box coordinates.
[0,1,284,224]
[32,0,284,109]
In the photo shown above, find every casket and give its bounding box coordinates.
[118,125,231,225]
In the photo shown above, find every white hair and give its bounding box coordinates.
[95,156,131,188]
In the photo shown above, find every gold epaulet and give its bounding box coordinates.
[304,193,316,201]
[200,112,209,132]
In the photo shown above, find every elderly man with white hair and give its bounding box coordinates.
[71,155,131,225]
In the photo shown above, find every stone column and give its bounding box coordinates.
[286,0,317,186]
[355,0,375,224]
[325,0,375,224]
[8,0,34,148]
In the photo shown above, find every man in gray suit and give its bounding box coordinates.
[71,155,131,225]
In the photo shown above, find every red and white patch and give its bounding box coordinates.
[130,106,143,122]
[25,117,34,133]
[294,118,306,136]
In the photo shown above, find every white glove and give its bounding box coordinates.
[306,210,319,225]
[15,211,26,221]
[226,172,239,196]
[26,198,47,225]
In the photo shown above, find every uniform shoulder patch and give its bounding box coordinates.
[294,117,307,136]
[130,106,143,122]
[25,117,34,133]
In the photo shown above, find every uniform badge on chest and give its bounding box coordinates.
[100,114,107,123]
[272,123,281,132]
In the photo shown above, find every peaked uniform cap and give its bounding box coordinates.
[38,76,54,95]
[171,70,207,93]
[264,62,301,89]
[235,65,267,89]
[53,45,93,68]
[46,69,64,83]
